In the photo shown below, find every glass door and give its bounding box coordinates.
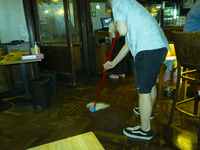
[32,0,77,85]
[37,0,67,44]
[23,0,92,85]
[36,0,83,72]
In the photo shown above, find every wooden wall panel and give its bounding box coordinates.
[39,46,73,84]
[39,46,72,72]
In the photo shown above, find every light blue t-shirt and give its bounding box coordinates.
[183,0,200,32]
[111,0,170,57]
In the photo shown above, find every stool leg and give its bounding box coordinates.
[198,71,200,146]
[180,68,188,101]
[198,96,200,146]
[169,63,181,126]
[158,64,165,99]
[194,84,199,115]
[194,72,200,115]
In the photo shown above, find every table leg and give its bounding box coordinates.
[20,63,31,99]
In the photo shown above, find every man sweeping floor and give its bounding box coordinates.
[104,0,170,140]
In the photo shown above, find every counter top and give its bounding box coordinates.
[0,59,42,65]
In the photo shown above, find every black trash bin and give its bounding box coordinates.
[40,73,58,98]
[30,78,51,110]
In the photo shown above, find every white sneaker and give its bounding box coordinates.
[123,126,153,140]
[119,73,125,77]
[109,74,119,78]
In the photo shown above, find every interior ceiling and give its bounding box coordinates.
[90,0,106,2]
[38,0,106,3]
[37,0,63,4]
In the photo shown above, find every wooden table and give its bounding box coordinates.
[0,59,42,100]
[27,132,105,150]
[0,59,42,65]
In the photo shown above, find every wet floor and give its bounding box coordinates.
[0,74,199,150]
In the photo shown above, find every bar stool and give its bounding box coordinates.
[168,30,200,145]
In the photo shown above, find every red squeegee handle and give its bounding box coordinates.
[93,32,118,108]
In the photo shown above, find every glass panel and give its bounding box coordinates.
[69,1,76,41]
[37,0,67,44]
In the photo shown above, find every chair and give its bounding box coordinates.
[168,30,200,145]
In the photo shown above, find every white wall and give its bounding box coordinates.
[0,0,28,43]
[91,3,111,33]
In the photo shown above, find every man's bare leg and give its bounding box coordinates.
[150,85,157,107]
[139,85,157,131]
[139,93,152,131]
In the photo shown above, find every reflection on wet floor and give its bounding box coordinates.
[0,74,199,150]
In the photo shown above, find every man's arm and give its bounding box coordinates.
[103,42,129,70]
[116,20,127,36]
[112,42,129,66]
[109,32,112,44]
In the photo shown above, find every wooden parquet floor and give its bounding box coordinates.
[0,74,199,150]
